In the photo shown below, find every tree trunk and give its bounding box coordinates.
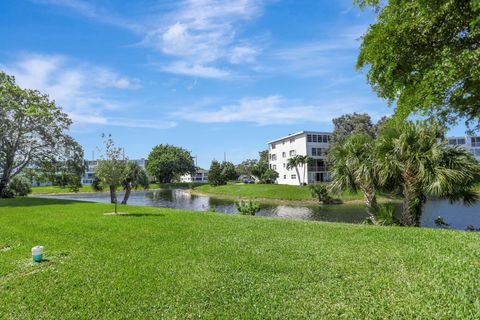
[360,186,378,224]
[121,186,131,205]
[0,177,9,197]
[302,164,307,185]
[109,185,117,204]
[295,166,301,186]
[400,186,424,227]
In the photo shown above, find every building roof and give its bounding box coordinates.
[267,131,333,144]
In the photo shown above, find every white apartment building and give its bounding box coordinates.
[447,135,480,161]
[81,158,147,185]
[179,169,209,183]
[268,131,331,185]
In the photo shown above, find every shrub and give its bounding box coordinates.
[91,176,104,192]
[209,160,227,186]
[8,176,32,196]
[309,183,332,204]
[0,185,15,198]
[364,204,397,226]
[235,200,261,215]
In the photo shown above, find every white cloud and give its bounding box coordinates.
[3,53,174,129]
[161,61,231,79]
[33,0,268,78]
[172,95,382,125]
[143,0,265,77]
[32,0,141,32]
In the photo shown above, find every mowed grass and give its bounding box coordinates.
[1,198,480,318]
[194,183,392,202]
[30,182,207,194]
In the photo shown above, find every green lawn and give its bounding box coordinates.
[1,197,480,318]
[31,182,207,194]
[194,183,388,202]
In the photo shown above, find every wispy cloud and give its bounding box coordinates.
[34,0,267,78]
[2,53,175,129]
[143,0,266,78]
[172,95,383,125]
[31,0,142,32]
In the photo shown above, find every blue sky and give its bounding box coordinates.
[0,0,468,167]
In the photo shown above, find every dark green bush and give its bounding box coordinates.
[8,176,32,196]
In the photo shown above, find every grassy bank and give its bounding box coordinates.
[1,197,479,318]
[193,183,394,203]
[31,182,207,194]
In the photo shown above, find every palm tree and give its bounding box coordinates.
[329,133,379,221]
[121,161,149,205]
[298,155,311,185]
[286,156,302,185]
[376,121,480,226]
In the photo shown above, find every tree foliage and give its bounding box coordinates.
[95,134,126,206]
[220,161,238,181]
[331,113,376,144]
[147,144,195,183]
[121,161,149,205]
[0,71,83,197]
[356,0,480,130]
[208,160,226,186]
[376,120,480,226]
[329,133,379,222]
[309,183,333,204]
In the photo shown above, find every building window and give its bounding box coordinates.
[312,135,318,143]
[283,175,286,179]
[448,139,457,145]
[291,174,296,179]
[307,134,312,142]
[270,154,277,161]
[458,138,466,145]
[290,138,295,143]
[475,149,480,156]
[282,152,286,158]
[471,137,480,147]
[272,164,277,170]
[322,135,328,143]
[289,150,296,156]
[283,163,286,168]
[271,143,276,149]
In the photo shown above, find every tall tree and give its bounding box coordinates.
[147,145,195,183]
[329,134,379,222]
[208,160,226,186]
[331,113,375,145]
[95,134,126,206]
[121,161,149,205]
[286,156,302,186]
[376,121,480,226]
[220,161,238,181]
[356,0,480,130]
[0,71,82,197]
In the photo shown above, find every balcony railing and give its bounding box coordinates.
[308,166,328,172]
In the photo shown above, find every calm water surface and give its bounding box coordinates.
[35,189,480,230]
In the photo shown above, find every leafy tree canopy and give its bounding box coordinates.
[0,71,83,196]
[208,160,226,186]
[356,0,480,130]
[220,161,238,181]
[146,144,195,183]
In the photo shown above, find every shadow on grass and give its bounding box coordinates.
[0,197,81,207]
[115,213,165,218]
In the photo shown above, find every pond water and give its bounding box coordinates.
[35,189,480,230]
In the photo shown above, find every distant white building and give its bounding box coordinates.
[447,135,480,161]
[179,169,209,183]
[268,131,331,185]
[81,158,147,185]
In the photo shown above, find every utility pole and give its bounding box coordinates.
[224,152,226,163]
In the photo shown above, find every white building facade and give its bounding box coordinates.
[268,131,331,185]
[447,135,480,161]
[81,158,147,185]
[179,169,209,183]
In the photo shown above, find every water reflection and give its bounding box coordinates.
[35,189,480,230]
